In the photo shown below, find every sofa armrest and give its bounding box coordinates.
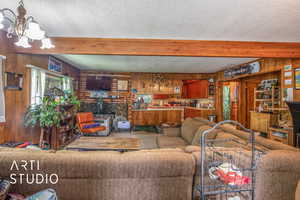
[255,150,300,200]
[162,127,181,137]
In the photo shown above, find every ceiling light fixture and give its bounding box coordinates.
[0,0,54,49]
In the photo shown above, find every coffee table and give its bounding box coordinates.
[65,137,141,151]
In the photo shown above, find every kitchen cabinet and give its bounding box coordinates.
[132,109,183,125]
[250,111,277,133]
[182,80,209,99]
[184,107,216,120]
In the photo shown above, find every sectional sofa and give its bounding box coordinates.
[0,118,298,200]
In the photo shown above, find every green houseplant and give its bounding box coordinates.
[24,90,80,147]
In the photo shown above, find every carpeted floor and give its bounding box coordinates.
[110,131,158,149]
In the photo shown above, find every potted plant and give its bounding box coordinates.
[24,90,80,148]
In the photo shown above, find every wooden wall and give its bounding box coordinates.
[131,73,215,95]
[0,35,80,145]
[291,59,300,101]
[79,72,216,123]
[215,58,291,127]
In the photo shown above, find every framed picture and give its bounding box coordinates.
[48,57,63,73]
[284,65,292,71]
[284,71,292,77]
[117,80,128,91]
[4,72,23,90]
[295,68,300,89]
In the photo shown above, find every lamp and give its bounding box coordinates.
[0,0,54,49]
[41,38,54,49]
[15,36,31,48]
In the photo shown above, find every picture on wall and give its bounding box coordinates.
[295,68,300,89]
[117,80,128,91]
[48,57,63,73]
[4,72,23,90]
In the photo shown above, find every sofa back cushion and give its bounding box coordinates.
[0,149,195,200]
[181,118,205,144]
[220,125,298,151]
[191,125,220,145]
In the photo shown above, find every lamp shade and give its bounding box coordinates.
[41,38,55,49]
[25,21,45,40]
[15,36,32,48]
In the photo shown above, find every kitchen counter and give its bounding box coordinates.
[132,109,183,126]
[184,106,215,111]
[131,106,217,126]
[132,107,184,111]
[132,106,214,111]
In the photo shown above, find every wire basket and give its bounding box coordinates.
[197,120,264,200]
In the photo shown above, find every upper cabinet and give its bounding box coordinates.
[182,80,209,99]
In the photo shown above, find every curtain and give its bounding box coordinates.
[0,57,5,122]
[62,77,73,92]
[31,68,46,105]
[223,86,231,120]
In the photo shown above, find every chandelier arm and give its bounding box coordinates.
[1,8,17,19]
[3,16,14,24]
[26,16,34,23]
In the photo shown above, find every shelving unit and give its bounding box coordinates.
[50,104,78,150]
[269,127,294,146]
[254,86,280,112]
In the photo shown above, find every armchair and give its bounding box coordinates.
[76,112,105,135]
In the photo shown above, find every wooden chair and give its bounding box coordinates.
[76,112,105,135]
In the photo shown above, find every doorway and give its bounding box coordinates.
[222,81,240,121]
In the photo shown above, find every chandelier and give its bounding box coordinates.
[0,0,55,49]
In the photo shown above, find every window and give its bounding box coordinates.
[0,56,5,122]
[30,67,73,105]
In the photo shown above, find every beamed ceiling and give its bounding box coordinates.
[2,0,299,72]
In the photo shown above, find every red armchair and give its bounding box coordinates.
[76,112,105,135]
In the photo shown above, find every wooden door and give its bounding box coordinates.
[244,82,259,128]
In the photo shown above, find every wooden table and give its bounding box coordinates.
[65,137,141,151]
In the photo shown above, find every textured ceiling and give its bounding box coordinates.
[1,0,300,42]
[55,54,256,73]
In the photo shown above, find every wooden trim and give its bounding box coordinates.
[26,64,73,79]
[13,38,300,58]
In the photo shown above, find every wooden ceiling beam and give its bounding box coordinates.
[11,37,300,58]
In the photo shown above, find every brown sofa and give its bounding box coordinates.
[158,117,300,200]
[0,145,299,200]
[158,117,298,151]
[0,148,195,200]
[0,118,299,200]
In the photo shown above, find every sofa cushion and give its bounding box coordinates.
[214,131,245,147]
[162,127,181,137]
[220,126,298,151]
[181,118,206,144]
[191,125,220,145]
[157,136,188,148]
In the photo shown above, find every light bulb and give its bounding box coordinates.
[15,36,32,48]
[25,21,45,40]
[40,38,55,49]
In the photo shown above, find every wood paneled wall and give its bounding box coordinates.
[131,73,215,95]
[215,58,291,126]
[0,52,80,144]
[292,59,300,101]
